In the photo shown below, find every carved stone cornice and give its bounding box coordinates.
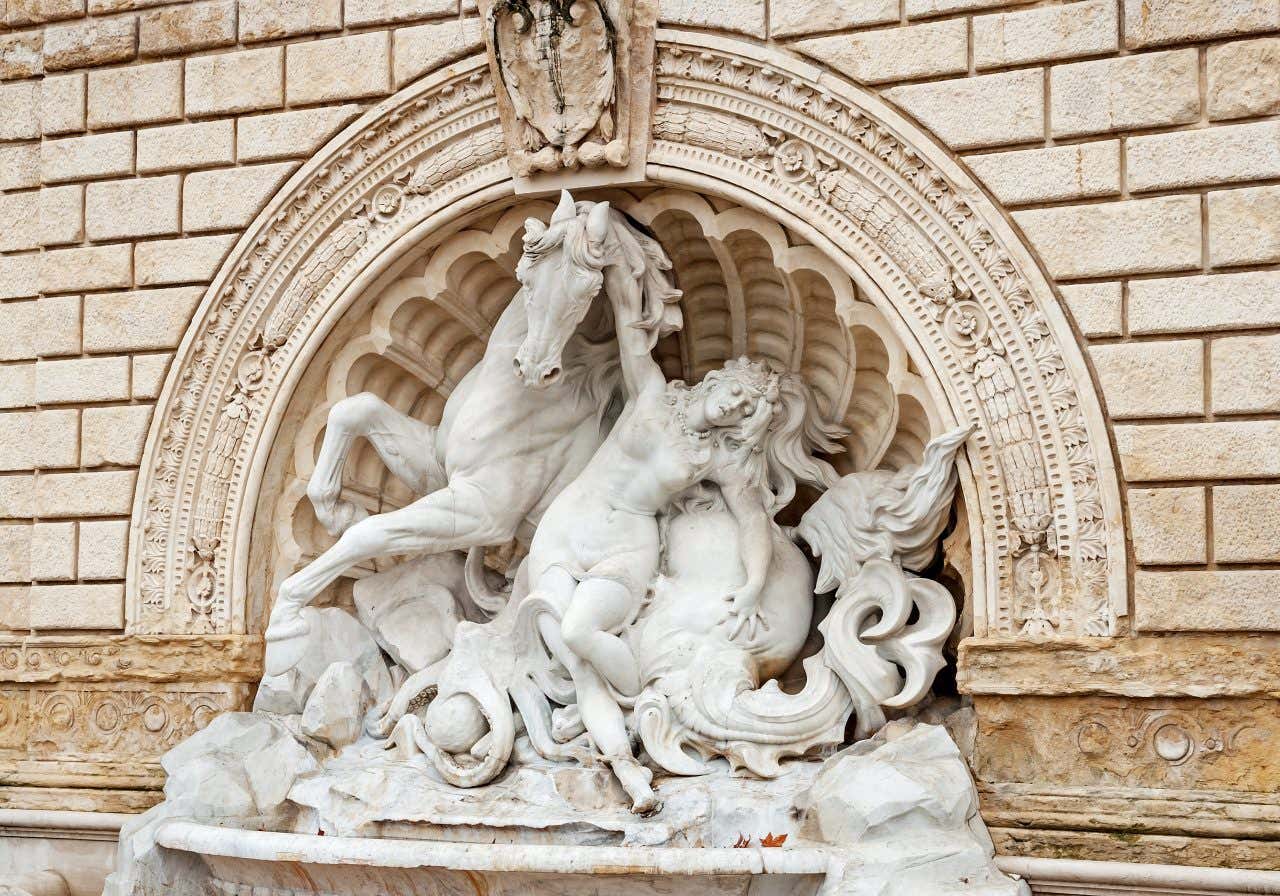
[126,33,1124,645]
[0,636,263,684]
[959,634,1280,698]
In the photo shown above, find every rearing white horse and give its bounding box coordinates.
[263,191,682,672]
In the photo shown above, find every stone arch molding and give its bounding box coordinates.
[127,30,1125,642]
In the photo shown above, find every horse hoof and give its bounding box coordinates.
[262,632,309,676]
[311,493,369,537]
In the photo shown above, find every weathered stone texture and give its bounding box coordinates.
[81,405,151,467]
[1208,186,1280,267]
[966,142,1120,206]
[1090,341,1203,419]
[344,0,457,28]
[1051,50,1199,138]
[84,175,181,241]
[34,356,131,404]
[1136,571,1280,632]
[1214,485,1280,563]
[137,120,236,173]
[792,20,968,85]
[1211,333,1280,415]
[185,46,283,116]
[40,132,134,184]
[0,81,41,140]
[35,294,82,357]
[1127,487,1206,566]
[78,519,130,580]
[83,286,204,353]
[1128,271,1280,334]
[1059,282,1122,339]
[1115,421,1280,482]
[1208,37,1280,120]
[1127,122,1280,192]
[973,0,1116,68]
[240,0,342,42]
[182,163,297,232]
[771,0,897,38]
[39,73,85,136]
[884,70,1043,150]
[28,583,124,629]
[0,31,44,80]
[392,17,483,87]
[1123,0,1280,49]
[1013,197,1200,279]
[30,522,74,580]
[87,60,183,128]
[36,470,136,518]
[658,0,764,37]
[134,233,237,286]
[37,183,83,246]
[39,244,132,294]
[42,16,136,71]
[286,32,391,105]
[140,0,237,56]
[236,105,361,162]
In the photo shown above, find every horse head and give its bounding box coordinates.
[512,190,612,388]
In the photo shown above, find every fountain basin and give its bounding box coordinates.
[156,820,833,895]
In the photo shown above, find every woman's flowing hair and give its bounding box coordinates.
[699,358,847,517]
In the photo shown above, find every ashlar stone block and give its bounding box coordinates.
[791,20,968,85]
[1208,37,1280,120]
[1208,186,1280,267]
[1090,340,1203,419]
[186,46,283,116]
[1211,333,1280,415]
[1127,487,1206,566]
[82,405,151,467]
[973,0,1116,69]
[1214,485,1280,563]
[884,70,1043,150]
[83,286,204,353]
[286,32,391,105]
[1013,197,1201,279]
[1051,50,1199,138]
[87,60,183,128]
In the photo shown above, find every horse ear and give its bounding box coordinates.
[551,190,576,224]
[585,201,610,245]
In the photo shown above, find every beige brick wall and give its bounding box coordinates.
[0,0,1277,640]
[0,0,485,634]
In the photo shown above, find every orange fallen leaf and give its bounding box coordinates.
[733,833,751,848]
[761,832,787,847]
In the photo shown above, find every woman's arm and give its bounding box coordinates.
[605,267,665,401]
[719,478,773,640]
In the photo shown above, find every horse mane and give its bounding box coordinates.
[602,207,684,350]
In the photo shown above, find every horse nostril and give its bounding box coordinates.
[542,366,561,384]
[512,357,524,379]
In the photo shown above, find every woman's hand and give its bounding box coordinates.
[723,582,768,641]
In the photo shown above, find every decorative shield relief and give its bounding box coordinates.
[480,0,656,191]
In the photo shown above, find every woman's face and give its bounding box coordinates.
[703,379,756,427]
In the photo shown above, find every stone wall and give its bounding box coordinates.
[0,0,1277,879]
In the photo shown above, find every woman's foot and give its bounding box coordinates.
[611,757,662,816]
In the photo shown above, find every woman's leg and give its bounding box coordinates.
[560,577,641,697]
[558,641,660,815]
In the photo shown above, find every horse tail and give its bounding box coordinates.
[464,546,509,616]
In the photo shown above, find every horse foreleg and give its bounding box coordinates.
[266,482,516,656]
[308,392,442,536]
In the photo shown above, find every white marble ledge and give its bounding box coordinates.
[154,820,835,876]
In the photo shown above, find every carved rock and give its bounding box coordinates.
[301,661,371,750]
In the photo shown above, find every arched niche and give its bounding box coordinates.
[126,31,1125,645]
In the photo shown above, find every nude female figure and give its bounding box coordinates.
[522,261,832,812]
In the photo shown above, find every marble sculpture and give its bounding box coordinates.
[108,192,1025,895]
